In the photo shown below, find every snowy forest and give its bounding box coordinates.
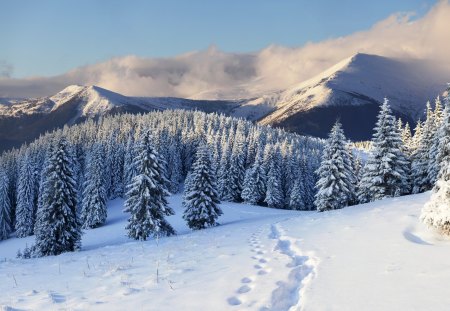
[0,85,450,258]
[0,110,323,256]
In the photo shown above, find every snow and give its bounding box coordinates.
[1,192,450,310]
[259,53,447,126]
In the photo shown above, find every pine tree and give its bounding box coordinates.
[301,159,318,210]
[357,99,411,202]
[314,121,355,212]
[264,146,284,209]
[166,140,182,194]
[33,138,81,257]
[412,101,434,193]
[124,130,175,240]
[428,96,445,185]
[217,141,231,199]
[0,169,12,240]
[241,148,266,205]
[15,153,36,237]
[433,90,450,188]
[183,145,222,230]
[289,180,306,210]
[81,144,107,229]
[401,122,413,156]
[421,87,450,235]
[123,132,137,191]
[222,134,246,202]
[411,120,423,153]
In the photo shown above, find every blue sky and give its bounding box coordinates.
[0,0,437,78]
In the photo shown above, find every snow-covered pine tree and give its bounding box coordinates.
[217,140,231,200]
[314,121,355,212]
[123,131,137,194]
[411,120,423,153]
[241,147,266,205]
[401,122,413,156]
[124,129,175,240]
[289,180,306,210]
[33,138,81,257]
[428,96,445,185]
[15,152,37,237]
[421,86,450,234]
[166,139,182,194]
[183,145,222,230]
[301,158,318,210]
[111,142,125,199]
[0,169,12,240]
[412,101,435,193]
[105,131,124,199]
[433,90,450,189]
[81,143,107,229]
[264,145,284,209]
[357,99,411,202]
[222,134,246,202]
[421,173,450,236]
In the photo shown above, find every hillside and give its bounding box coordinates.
[1,192,448,310]
[258,53,447,140]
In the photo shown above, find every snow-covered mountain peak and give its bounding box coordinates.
[259,53,447,128]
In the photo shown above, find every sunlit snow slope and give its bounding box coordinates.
[1,192,449,310]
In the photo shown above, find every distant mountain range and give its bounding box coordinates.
[0,53,447,152]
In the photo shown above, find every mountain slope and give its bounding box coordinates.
[258,53,447,140]
[1,192,449,310]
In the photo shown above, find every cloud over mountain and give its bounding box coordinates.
[1,1,449,99]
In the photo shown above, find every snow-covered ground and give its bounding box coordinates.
[1,192,449,310]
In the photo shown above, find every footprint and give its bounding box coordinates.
[259,258,268,263]
[254,264,264,269]
[258,269,268,275]
[237,285,252,294]
[257,250,265,255]
[241,277,252,283]
[49,291,66,303]
[228,296,242,306]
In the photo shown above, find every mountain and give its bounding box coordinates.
[257,53,448,140]
[0,53,447,151]
[0,85,244,151]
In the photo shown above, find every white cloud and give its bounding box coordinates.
[1,1,450,99]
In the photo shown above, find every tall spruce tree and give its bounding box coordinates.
[166,139,182,194]
[15,153,36,237]
[264,145,284,209]
[183,145,222,230]
[358,99,411,202]
[434,90,450,187]
[124,130,175,240]
[123,131,137,191]
[33,138,81,257]
[0,169,12,240]
[412,102,434,193]
[314,121,355,212]
[81,144,107,229]
[241,147,266,205]
[429,95,447,185]
[289,180,306,210]
[223,134,246,202]
[422,87,450,234]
